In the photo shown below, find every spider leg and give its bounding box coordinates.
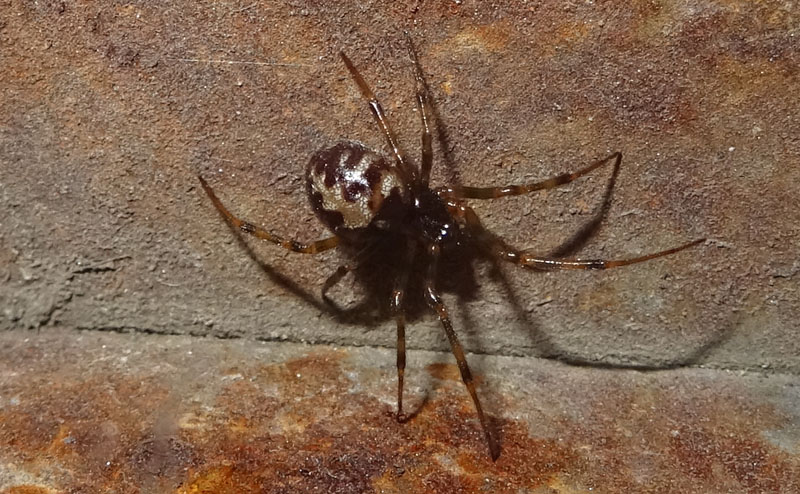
[510,239,706,270]
[390,241,417,421]
[199,176,339,254]
[392,289,407,419]
[404,33,433,187]
[438,152,621,200]
[340,52,418,184]
[321,264,353,309]
[448,199,705,270]
[425,242,500,461]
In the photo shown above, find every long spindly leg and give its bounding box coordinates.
[448,199,705,270]
[425,242,500,461]
[510,239,705,270]
[390,241,417,421]
[392,287,407,419]
[405,33,433,187]
[439,152,621,200]
[321,264,353,309]
[339,52,418,184]
[199,176,339,254]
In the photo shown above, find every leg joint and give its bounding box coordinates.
[424,286,441,309]
[390,289,404,312]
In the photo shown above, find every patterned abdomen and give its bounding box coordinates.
[306,141,407,235]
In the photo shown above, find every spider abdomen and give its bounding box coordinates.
[306,141,407,235]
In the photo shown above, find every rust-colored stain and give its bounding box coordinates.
[1,332,798,493]
[447,22,512,54]
[2,487,56,494]
[173,352,574,493]
[0,337,571,493]
[425,362,462,381]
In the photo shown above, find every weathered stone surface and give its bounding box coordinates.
[1,1,798,369]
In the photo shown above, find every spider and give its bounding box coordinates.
[198,35,704,461]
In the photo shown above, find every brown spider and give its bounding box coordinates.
[198,35,704,460]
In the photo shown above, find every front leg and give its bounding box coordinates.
[199,176,339,254]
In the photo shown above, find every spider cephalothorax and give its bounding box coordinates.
[198,35,704,460]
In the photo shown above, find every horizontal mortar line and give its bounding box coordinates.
[54,325,800,379]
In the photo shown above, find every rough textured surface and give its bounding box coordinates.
[1,0,799,371]
[1,329,798,494]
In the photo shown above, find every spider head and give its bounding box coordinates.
[412,188,461,245]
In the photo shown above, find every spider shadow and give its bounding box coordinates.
[553,316,739,371]
[420,60,558,358]
[228,224,484,421]
[545,151,621,259]
[320,233,484,326]
[482,153,731,371]
[227,231,385,328]
[455,153,625,363]
[397,392,430,424]
[419,75,540,444]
